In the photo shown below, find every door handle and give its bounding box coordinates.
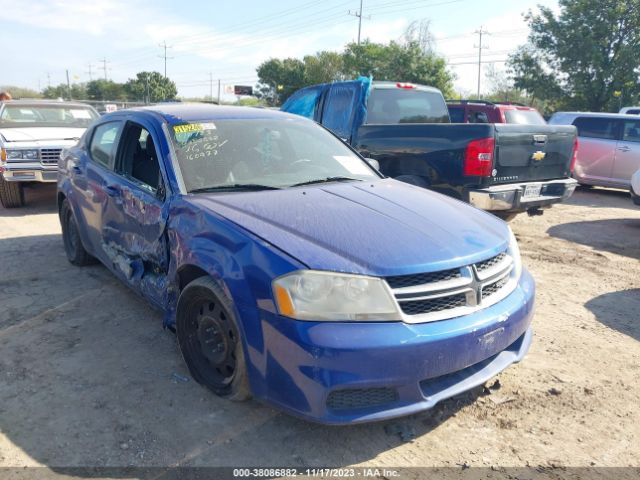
[105,185,120,197]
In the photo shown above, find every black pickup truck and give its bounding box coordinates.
[281,79,578,219]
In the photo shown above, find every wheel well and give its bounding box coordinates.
[177,265,209,291]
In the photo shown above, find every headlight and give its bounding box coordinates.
[6,149,39,160]
[273,270,401,321]
[507,227,522,281]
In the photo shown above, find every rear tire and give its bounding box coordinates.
[176,277,251,401]
[60,199,95,266]
[0,178,24,208]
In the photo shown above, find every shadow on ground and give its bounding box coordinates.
[0,233,482,472]
[565,186,637,211]
[585,289,640,342]
[547,218,640,259]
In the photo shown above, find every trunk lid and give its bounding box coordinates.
[488,124,577,184]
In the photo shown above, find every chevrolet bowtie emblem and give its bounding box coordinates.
[532,151,546,161]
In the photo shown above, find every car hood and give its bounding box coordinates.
[190,179,510,277]
[0,127,85,143]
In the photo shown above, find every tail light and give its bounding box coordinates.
[569,137,579,173]
[463,137,495,177]
[396,82,416,89]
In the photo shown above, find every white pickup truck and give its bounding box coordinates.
[0,100,99,207]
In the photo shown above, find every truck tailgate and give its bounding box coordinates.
[491,124,577,184]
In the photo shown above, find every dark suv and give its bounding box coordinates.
[447,100,546,125]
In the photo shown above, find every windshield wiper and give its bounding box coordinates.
[189,183,281,193]
[290,176,362,187]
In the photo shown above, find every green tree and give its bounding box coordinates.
[0,85,42,99]
[43,83,88,100]
[303,51,344,85]
[125,71,177,103]
[342,40,455,97]
[86,79,127,101]
[256,58,305,105]
[508,0,640,112]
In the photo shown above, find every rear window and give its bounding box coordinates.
[573,117,618,140]
[504,109,546,125]
[448,106,465,123]
[626,109,640,115]
[366,88,449,124]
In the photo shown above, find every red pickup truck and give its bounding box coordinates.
[447,100,546,125]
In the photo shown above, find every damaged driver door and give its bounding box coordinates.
[101,119,170,307]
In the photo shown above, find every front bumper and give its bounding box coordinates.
[1,163,58,183]
[248,269,535,424]
[467,178,577,212]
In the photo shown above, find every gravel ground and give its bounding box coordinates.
[0,183,638,475]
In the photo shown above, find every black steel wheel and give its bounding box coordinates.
[176,277,251,401]
[60,198,95,266]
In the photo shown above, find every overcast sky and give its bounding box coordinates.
[0,0,558,101]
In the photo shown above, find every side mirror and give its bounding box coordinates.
[365,158,380,171]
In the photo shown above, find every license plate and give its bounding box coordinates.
[523,184,542,199]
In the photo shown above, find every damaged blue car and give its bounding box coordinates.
[57,105,535,424]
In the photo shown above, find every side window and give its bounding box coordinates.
[322,83,357,139]
[116,122,162,193]
[448,107,465,123]
[468,110,489,123]
[573,117,618,140]
[281,87,322,119]
[622,121,640,143]
[90,122,121,167]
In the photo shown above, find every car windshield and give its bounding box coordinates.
[504,109,546,125]
[169,118,380,193]
[0,104,99,128]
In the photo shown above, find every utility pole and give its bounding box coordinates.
[209,72,213,101]
[474,26,489,98]
[99,57,110,81]
[46,72,51,88]
[348,0,369,45]
[86,63,94,81]
[217,79,221,105]
[66,69,71,100]
[158,41,174,79]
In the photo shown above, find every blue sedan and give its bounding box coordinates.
[57,104,534,424]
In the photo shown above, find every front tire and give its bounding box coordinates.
[176,277,251,401]
[60,199,95,266]
[0,178,24,208]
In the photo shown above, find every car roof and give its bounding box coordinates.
[372,81,441,93]
[551,111,640,120]
[0,99,95,109]
[123,104,305,125]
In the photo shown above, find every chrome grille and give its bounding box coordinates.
[40,148,62,165]
[386,268,461,289]
[475,251,507,274]
[386,250,515,323]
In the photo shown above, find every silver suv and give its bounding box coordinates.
[549,112,640,190]
[0,100,99,207]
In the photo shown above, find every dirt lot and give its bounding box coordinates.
[0,184,639,473]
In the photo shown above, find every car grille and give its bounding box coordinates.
[386,249,515,323]
[326,387,398,411]
[40,148,62,165]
